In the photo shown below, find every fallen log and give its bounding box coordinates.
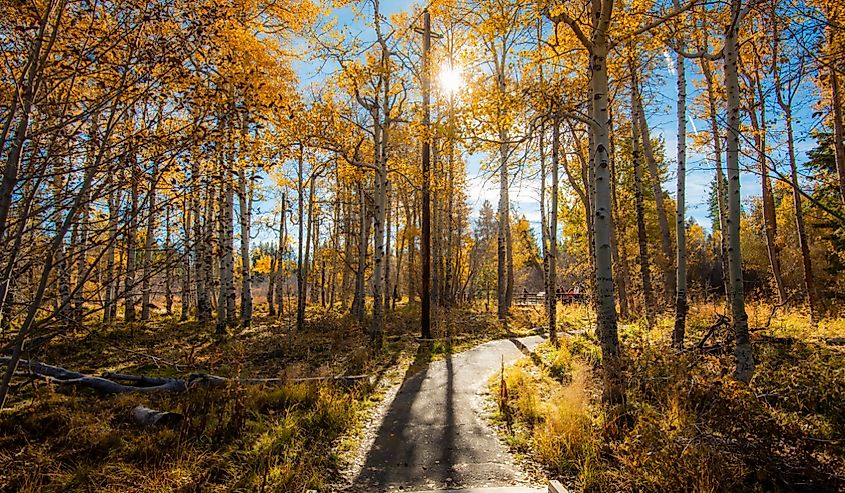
[2,357,190,393]
[1,357,371,394]
[132,405,182,427]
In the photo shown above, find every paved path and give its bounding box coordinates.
[352,335,546,492]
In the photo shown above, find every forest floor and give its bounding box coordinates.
[490,303,845,492]
[0,302,537,492]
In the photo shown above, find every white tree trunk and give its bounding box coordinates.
[725,0,754,382]
[238,169,252,328]
[673,41,688,348]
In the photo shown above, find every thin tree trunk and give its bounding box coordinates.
[673,39,688,349]
[631,66,657,330]
[164,201,173,316]
[748,85,786,304]
[141,162,158,321]
[268,211,278,318]
[73,186,88,325]
[384,180,392,313]
[548,116,559,345]
[238,169,253,328]
[701,57,732,304]
[193,158,210,322]
[124,154,139,323]
[831,63,845,208]
[180,195,191,321]
[103,176,119,323]
[497,134,510,321]
[352,182,367,321]
[277,193,287,317]
[634,84,675,302]
[296,146,306,331]
[608,119,630,319]
[773,27,817,324]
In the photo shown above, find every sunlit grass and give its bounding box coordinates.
[492,306,845,492]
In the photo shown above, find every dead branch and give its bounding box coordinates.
[695,315,730,350]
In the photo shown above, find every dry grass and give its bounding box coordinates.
[493,305,845,492]
[0,304,509,492]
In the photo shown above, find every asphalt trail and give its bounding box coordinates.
[352,335,545,492]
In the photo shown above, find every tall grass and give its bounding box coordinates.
[495,309,845,492]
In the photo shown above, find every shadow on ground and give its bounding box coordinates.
[351,336,545,492]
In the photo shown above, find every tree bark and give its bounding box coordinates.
[216,159,236,334]
[238,169,253,328]
[296,146,307,331]
[124,152,139,323]
[180,195,191,321]
[631,64,657,330]
[673,38,688,349]
[591,33,622,403]
[725,0,754,382]
[547,116,560,345]
[701,57,732,305]
[634,84,676,303]
[141,162,158,321]
[747,83,786,304]
[831,63,845,208]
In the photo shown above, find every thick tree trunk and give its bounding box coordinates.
[216,167,236,335]
[592,37,622,403]
[725,0,754,382]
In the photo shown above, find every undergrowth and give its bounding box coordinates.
[492,305,845,492]
[0,303,509,492]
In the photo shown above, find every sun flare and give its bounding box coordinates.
[438,66,463,96]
